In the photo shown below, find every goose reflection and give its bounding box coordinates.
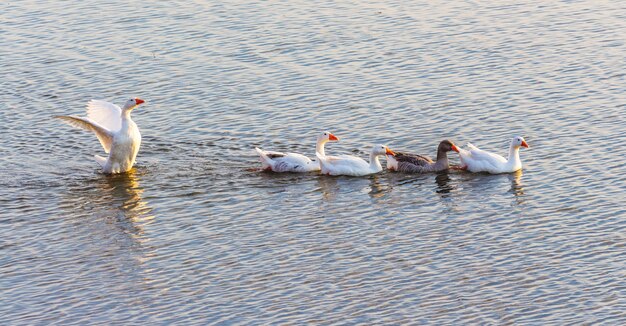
[60,169,157,246]
[57,168,157,283]
[99,169,156,237]
[367,175,392,199]
[435,172,455,197]
[315,174,392,201]
[508,170,526,204]
[316,175,339,201]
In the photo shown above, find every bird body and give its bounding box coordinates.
[55,98,145,174]
[255,131,339,172]
[317,144,393,176]
[387,140,459,173]
[457,136,529,174]
[255,150,319,172]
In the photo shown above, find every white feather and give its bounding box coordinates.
[316,145,388,176]
[54,115,113,153]
[55,98,144,173]
[254,131,339,173]
[458,137,528,174]
[86,100,122,132]
[255,147,318,172]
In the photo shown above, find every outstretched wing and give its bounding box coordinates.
[86,100,122,132]
[55,115,114,153]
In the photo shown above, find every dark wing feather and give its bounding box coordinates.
[393,152,434,166]
[267,153,286,159]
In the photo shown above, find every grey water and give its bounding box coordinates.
[2,0,626,324]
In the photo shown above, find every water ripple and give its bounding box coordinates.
[2,0,626,324]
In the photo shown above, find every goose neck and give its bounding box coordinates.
[316,139,328,156]
[508,144,521,163]
[369,152,383,171]
[436,149,449,164]
[122,109,133,120]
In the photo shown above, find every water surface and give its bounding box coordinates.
[2,0,626,324]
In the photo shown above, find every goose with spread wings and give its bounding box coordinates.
[55,98,145,174]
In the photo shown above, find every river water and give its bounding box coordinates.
[2,0,626,324]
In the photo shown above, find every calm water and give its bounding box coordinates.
[2,0,626,324]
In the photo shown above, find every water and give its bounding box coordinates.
[2,0,626,324]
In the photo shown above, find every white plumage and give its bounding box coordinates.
[457,136,529,174]
[317,144,394,176]
[86,100,123,131]
[55,98,145,174]
[255,131,339,172]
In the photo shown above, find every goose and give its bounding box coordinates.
[316,144,394,176]
[387,140,460,173]
[55,98,145,174]
[255,131,338,172]
[458,136,529,174]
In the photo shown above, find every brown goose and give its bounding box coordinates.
[386,140,460,173]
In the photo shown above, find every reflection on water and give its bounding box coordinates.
[59,169,156,250]
[317,175,338,201]
[257,170,310,191]
[5,0,626,323]
[435,172,455,196]
[99,170,156,237]
[367,175,390,199]
[508,170,526,205]
[453,169,527,208]
[314,174,394,201]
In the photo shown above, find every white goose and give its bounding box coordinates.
[458,136,529,174]
[316,144,394,176]
[255,131,339,172]
[55,98,145,174]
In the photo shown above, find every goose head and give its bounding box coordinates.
[317,131,339,143]
[373,144,395,156]
[122,98,145,111]
[511,136,529,149]
[439,139,460,153]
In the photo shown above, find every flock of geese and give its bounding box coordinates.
[256,132,529,176]
[55,98,530,176]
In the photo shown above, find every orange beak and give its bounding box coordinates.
[329,133,339,141]
[135,98,145,105]
[451,145,460,153]
[521,140,529,148]
[385,147,395,156]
